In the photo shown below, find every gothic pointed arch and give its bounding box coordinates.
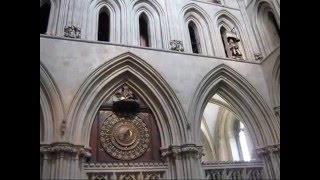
[66,52,188,148]
[181,3,216,56]
[252,0,280,56]
[188,64,279,148]
[40,0,60,36]
[40,62,65,143]
[85,0,125,42]
[129,0,168,49]
[215,10,254,60]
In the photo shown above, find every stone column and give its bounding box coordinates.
[40,142,91,180]
[161,144,205,179]
[255,144,280,179]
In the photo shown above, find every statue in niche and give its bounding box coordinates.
[228,38,242,58]
[226,30,243,59]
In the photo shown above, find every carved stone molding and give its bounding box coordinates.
[40,142,91,158]
[161,144,204,160]
[64,25,81,38]
[84,162,168,169]
[169,40,184,52]
[254,53,263,61]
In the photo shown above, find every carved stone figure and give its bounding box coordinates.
[64,25,81,38]
[228,38,242,58]
[170,40,184,52]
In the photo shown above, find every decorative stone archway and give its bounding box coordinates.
[188,64,280,179]
[63,52,206,179]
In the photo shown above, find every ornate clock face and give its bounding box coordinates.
[100,114,150,160]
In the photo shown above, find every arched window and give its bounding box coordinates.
[98,8,110,42]
[220,27,228,57]
[40,1,51,34]
[139,14,150,47]
[234,120,251,161]
[188,22,201,54]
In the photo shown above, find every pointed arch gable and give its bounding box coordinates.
[252,0,280,56]
[188,64,279,149]
[40,62,65,143]
[181,3,216,56]
[85,0,124,41]
[130,0,169,49]
[66,52,188,148]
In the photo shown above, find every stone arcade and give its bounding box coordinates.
[40,0,280,179]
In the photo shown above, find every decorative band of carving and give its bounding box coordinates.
[161,144,204,160]
[84,162,168,169]
[255,144,280,156]
[40,142,91,158]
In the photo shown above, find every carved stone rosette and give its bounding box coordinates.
[161,144,204,161]
[64,25,81,38]
[169,40,184,52]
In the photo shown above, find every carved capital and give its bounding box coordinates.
[40,143,92,160]
[161,144,204,160]
[79,147,92,159]
[255,144,280,157]
[169,40,184,52]
[267,144,280,153]
[180,144,204,159]
[64,25,81,38]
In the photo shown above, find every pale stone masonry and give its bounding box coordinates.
[40,0,280,179]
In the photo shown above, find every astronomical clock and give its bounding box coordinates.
[89,84,161,162]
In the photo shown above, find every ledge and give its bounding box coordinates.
[40,34,260,64]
